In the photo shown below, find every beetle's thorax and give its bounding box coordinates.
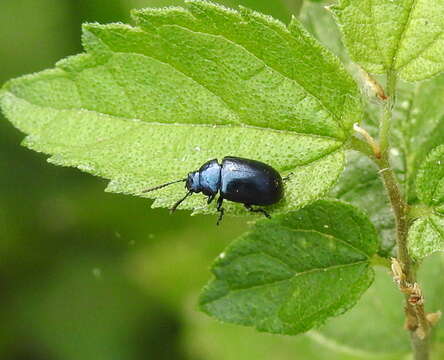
[186,159,221,196]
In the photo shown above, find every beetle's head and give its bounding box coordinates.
[186,171,201,193]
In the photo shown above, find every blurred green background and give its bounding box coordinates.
[0,1,321,359]
[2,1,435,360]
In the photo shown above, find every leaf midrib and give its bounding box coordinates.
[278,226,371,258]
[4,89,345,143]
[86,21,352,138]
[396,26,444,73]
[391,0,419,70]
[429,215,444,240]
[203,260,368,303]
[276,265,371,330]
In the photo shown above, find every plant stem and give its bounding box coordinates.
[377,156,411,279]
[376,71,430,360]
[379,70,397,156]
[411,334,429,360]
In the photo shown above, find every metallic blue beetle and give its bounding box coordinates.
[143,156,284,224]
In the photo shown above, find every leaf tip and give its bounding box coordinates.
[82,21,100,31]
[0,84,10,101]
[238,4,287,32]
[0,87,10,118]
[288,14,301,32]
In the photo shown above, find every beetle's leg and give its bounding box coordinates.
[170,191,193,213]
[216,196,225,226]
[207,193,216,205]
[283,172,294,181]
[244,204,271,219]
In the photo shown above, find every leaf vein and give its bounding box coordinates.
[396,26,444,72]
[206,261,368,301]
[158,23,346,133]
[277,226,370,258]
[428,216,444,240]
[391,0,419,70]
[7,90,344,142]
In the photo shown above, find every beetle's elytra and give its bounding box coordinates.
[143,156,284,224]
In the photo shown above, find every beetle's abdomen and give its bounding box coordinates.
[220,157,283,206]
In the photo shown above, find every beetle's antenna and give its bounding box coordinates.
[141,178,187,193]
[170,191,193,213]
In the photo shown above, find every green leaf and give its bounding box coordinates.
[0,1,362,215]
[416,145,444,207]
[331,151,395,256]
[409,214,444,261]
[131,0,295,22]
[332,0,444,81]
[225,0,294,22]
[392,74,444,201]
[300,1,347,62]
[199,200,378,335]
[408,145,444,260]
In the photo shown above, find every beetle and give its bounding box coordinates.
[142,156,284,225]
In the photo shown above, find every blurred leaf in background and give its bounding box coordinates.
[2,1,420,360]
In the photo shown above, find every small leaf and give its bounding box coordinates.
[409,215,444,260]
[409,145,444,260]
[392,75,444,201]
[333,0,444,81]
[331,151,395,256]
[0,1,362,215]
[300,1,347,62]
[416,145,444,206]
[199,200,378,335]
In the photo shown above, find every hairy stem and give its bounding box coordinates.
[377,156,411,278]
[379,71,397,156]
[377,71,430,360]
